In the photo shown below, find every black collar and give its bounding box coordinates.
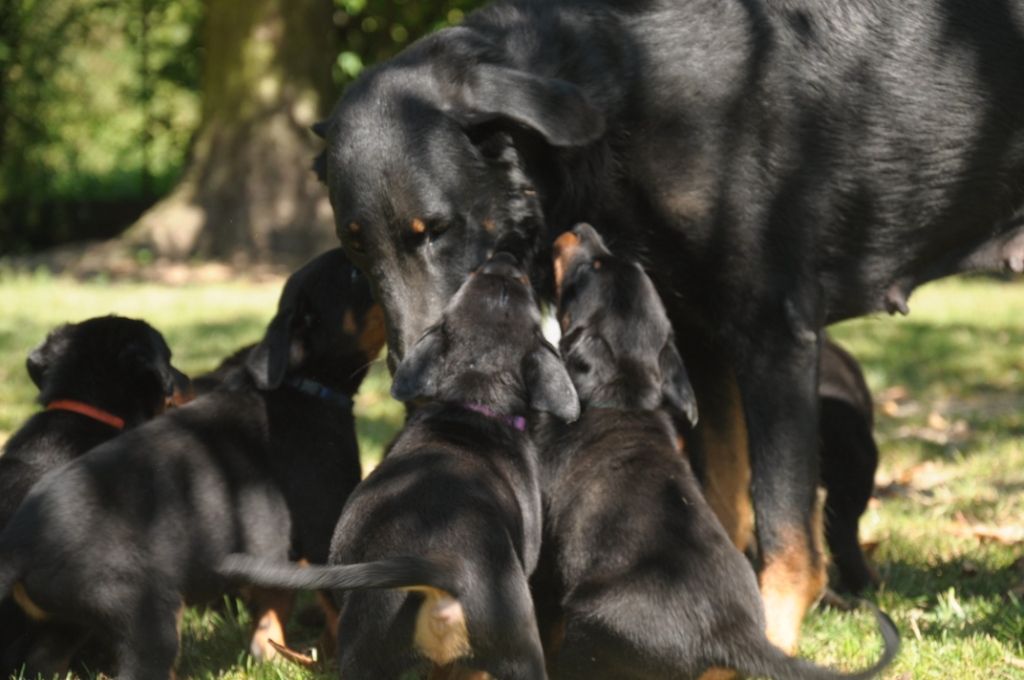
[285,377,353,411]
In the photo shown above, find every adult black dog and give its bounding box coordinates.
[532,222,898,680]
[221,252,579,680]
[311,0,1024,650]
[0,316,188,667]
[0,249,383,678]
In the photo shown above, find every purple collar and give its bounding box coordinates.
[460,403,527,432]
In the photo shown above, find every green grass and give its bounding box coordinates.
[0,271,1022,678]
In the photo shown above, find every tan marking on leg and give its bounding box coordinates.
[402,586,471,665]
[316,590,339,658]
[698,668,738,680]
[248,588,296,661]
[12,582,49,621]
[699,376,754,552]
[759,503,828,655]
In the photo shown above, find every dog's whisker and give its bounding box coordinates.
[349,355,385,381]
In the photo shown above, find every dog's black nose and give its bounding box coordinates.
[479,251,524,278]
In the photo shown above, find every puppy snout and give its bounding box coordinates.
[479,251,525,279]
[168,368,194,408]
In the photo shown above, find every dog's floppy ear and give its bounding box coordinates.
[117,338,179,403]
[143,329,182,398]
[457,64,605,147]
[246,308,296,390]
[25,324,73,390]
[391,326,445,402]
[524,342,580,422]
[659,338,698,427]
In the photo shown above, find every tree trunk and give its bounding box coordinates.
[115,0,338,266]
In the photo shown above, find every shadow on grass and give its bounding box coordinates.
[873,556,1024,642]
[832,320,1023,400]
[882,557,1017,601]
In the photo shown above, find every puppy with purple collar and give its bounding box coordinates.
[222,252,580,680]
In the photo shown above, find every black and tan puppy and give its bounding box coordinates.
[532,224,897,680]
[0,248,383,679]
[0,316,188,665]
[819,339,880,595]
[220,252,580,680]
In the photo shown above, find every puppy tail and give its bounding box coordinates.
[720,602,900,680]
[218,553,462,596]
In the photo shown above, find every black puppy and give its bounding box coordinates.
[0,248,383,678]
[532,224,897,680]
[0,316,188,666]
[819,339,880,595]
[0,316,188,529]
[220,252,580,680]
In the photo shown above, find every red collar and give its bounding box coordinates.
[46,400,126,430]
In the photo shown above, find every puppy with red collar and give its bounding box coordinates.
[0,316,189,530]
[0,249,383,678]
[0,316,188,668]
[532,223,898,680]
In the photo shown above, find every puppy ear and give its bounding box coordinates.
[391,326,445,402]
[659,338,698,427]
[456,65,605,147]
[25,324,72,390]
[117,339,178,404]
[246,308,296,390]
[524,343,580,422]
[144,329,183,398]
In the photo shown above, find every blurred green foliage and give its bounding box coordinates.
[330,0,480,84]
[0,0,483,256]
[0,0,203,254]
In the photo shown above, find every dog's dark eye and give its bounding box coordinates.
[428,216,462,242]
[428,220,449,241]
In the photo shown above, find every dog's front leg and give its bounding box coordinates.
[736,307,827,655]
[247,587,296,661]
